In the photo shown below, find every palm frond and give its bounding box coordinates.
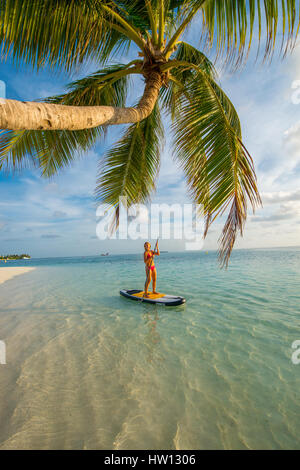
[164,0,192,37]
[115,0,152,32]
[162,45,241,132]
[0,63,136,176]
[0,0,131,71]
[0,127,102,177]
[173,69,261,266]
[96,103,164,228]
[117,0,186,36]
[46,63,137,107]
[174,41,217,77]
[160,43,216,118]
[194,0,300,66]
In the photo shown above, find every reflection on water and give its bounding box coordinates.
[0,249,299,449]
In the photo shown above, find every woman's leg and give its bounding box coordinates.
[152,268,158,294]
[145,268,151,297]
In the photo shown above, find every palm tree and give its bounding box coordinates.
[0,1,299,266]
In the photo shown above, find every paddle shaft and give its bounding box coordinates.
[142,238,158,300]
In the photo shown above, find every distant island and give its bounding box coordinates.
[0,254,31,260]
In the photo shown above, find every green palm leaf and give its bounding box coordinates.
[173,69,261,267]
[108,0,186,36]
[115,0,151,32]
[195,0,300,66]
[161,43,241,149]
[0,0,131,71]
[0,127,102,176]
[160,42,216,118]
[47,63,136,107]
[0,63,135,176]
[173,41,217,77]
[96,103,164,227]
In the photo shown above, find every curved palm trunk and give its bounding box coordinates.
[0,72,162,130]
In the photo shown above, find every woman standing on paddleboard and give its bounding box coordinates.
[144,241,160,298]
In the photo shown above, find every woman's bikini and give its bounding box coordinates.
[147,252,155,271]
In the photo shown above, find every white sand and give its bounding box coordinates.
[0,267,35,285]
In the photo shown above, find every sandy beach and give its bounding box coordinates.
[0,267,35,285]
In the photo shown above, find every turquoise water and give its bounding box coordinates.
[0,248,299,449]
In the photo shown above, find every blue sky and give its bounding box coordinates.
[0,13,300,257]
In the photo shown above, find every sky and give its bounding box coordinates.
[0,10,300,257]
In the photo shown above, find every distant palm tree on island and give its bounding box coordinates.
[0,254,31,260]
[0,1,298,266]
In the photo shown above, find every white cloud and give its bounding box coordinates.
[261,189,300,204]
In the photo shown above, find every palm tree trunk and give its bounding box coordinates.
[0,72,162,130]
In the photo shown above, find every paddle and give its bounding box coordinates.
[141,238,159,302]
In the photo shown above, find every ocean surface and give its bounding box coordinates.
[0,248,299,450]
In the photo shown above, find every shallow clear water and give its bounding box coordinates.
[0,249,299,449]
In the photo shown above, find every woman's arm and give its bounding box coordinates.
[153,247,160,256]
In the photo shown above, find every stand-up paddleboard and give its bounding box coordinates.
[120,289,186,306]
